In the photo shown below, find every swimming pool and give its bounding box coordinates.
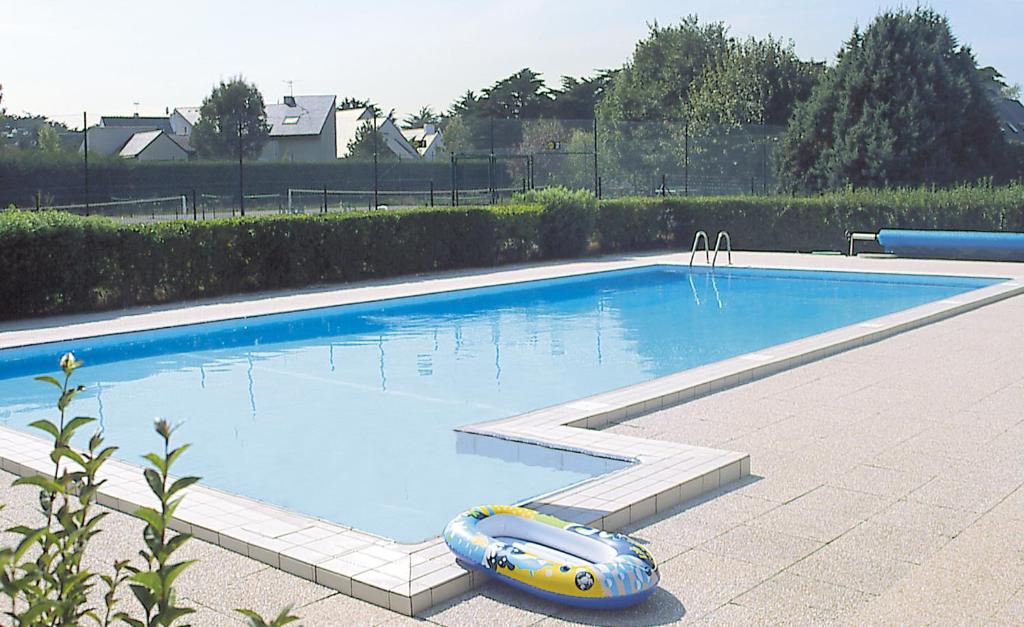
[0,265,1000,541]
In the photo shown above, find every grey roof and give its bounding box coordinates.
[994,97,1024,140]
[266,95,336,137]
[82,126,143,156]
[173,107,201,125]
[100,115,173,133]
[119,130,162,157]
[165,133,194,153]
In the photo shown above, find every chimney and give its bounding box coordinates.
[284,95,296,107]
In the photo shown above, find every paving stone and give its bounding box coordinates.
[291,592,401,626]
[827,463,934,498]
[699,524,823,571]
[732,572,871,616]
[186,565,335,617]
[828,521,950,565]
[871,499,979,537]
[748,485,890,542]
[907,476,1010,514]
[787,542,917,595]
[421,580,559,626]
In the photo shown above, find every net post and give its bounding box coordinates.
[323,185,328,213]
[430,180,434,207]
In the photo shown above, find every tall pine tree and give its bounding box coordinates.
[777,8,1007,192]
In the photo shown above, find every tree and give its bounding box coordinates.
[191,77,270,159]
[345,120,396,161]
[402,106,439,129]
[338,96,371,110]
[688,36,822,129]
[597,17,730,123]
[777,8,1008,192]
[547,71,618,119]
[36,124,62,153]
[478,68,553,119]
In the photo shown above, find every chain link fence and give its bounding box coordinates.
[2,119,783,220]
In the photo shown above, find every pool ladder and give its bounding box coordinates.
[689,230,732,267]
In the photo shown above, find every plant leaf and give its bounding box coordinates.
[27,419,59,439]
[33,375,64,389]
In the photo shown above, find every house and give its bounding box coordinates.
[118,130,192,161]
[169,107,201,137]
[335,106,421,160]
[100,114,173,134]
[259,95,337,162]
[978,66,1024,143]
[993,98,1024,143]
[400,124,445,160]
[82,126,193,161]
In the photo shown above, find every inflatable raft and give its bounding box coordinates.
[443,505,658,609]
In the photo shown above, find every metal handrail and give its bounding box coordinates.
[712,231,732,267]
[689,231,710,266]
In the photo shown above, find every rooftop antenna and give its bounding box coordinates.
[283,80,294,99]
[133,101,140,116]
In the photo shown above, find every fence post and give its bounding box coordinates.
[593,116,599,197]
[83,111,90,216]
[35,191,40,211]
[661,174,667,197]
[323,185,328,213]
[429,180,434,207]
[192,189,197,221]
[684,119,690,197]
[488,116,495,203]
[762,132,768,195]
[237,120,245,217]
[372,111,379,210]
[450,153,457,206]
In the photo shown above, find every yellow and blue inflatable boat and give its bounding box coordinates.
[443,505,658,609]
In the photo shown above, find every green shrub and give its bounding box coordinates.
[518,187,598,258]
[2,183,1023,320]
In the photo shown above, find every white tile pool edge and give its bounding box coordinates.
[0,253,1021,615]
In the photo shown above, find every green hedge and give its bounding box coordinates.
[597,183,1024,252]
[0,205,543,318]
[2,183,1023,319]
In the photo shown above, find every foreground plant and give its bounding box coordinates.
[0,352,117,624]
[0,355,300,625]
[120,419,199,627]
[237,604,300,627]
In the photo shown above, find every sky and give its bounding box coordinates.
[2,0,1021,129]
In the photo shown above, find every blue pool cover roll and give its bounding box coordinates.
[877,229,1024,260]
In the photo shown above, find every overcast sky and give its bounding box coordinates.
[2,0,1020,128]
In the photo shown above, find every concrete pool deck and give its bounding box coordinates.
[2,251,1024,623]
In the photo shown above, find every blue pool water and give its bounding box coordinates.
[0,266,1000,541]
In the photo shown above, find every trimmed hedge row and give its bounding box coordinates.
[2,183,1023,319]
[597,184,1024,253]
[0,205,545,318]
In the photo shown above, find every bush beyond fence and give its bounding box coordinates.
[2,184,1022,319]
